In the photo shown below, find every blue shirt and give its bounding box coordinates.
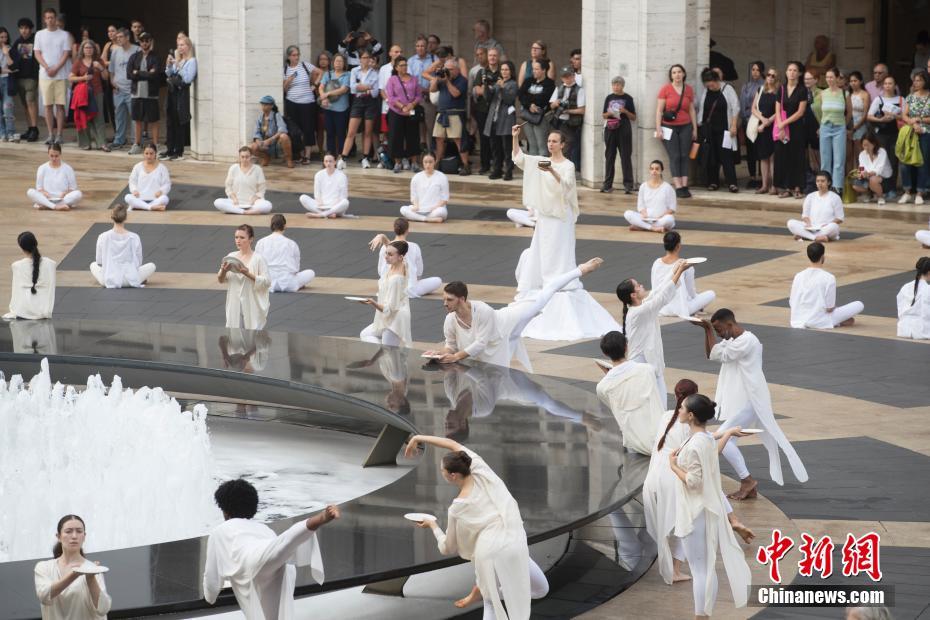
[166,57,198,84]
[349,66,379,98]
[438,74,467,111]
[408,53,435,91]
[321,71,351,112]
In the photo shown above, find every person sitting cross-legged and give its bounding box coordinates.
[299,153,350,218]
[786,170,845,242]
[214,146,273,215]
[625,160,676,233]
[789,241,863,328]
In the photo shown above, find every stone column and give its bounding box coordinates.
[580,0,710,188]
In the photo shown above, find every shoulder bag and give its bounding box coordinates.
[662,84,686,123]
[745,86,763,143]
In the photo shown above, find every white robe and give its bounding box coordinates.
[224,252,271,330]
[34,559,112,620]
[789,267,837,329]
[311,168,349,207]
[203,519,324,620]
[896,279,930,339]
[650,258,713,318]
[128,162,172,200]
[595,361,666,455]
[408,170,450,213]
[443,301,510,367]
[255,233,305,292]
[365,271,411,346]
[34,162,78,199]
[710,331,808,485]
[5,257,56,320]
[625,279,679,395]
[94,230,146,288]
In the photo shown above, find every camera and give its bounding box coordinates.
[482,71,496,86]
[435,68,449,79]
[348,31,361,40]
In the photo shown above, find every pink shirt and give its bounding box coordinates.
[385,74,422,114]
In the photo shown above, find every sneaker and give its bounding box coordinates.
[411,164,422,173]
[402,158,411,171]
[917,195,925,206]
[128,144,142,155]
[44,135,54,145]
[360,157,371,169]
[679,187,692,198]
[857,195,871,203]
[26,127,38,142]
[173,154,185,161]
[336,158,346,170]
[393,162,402,173]
[899,193,912,204]
[458,166,471,176]
[877,197,886,206]
[158,151,171,160]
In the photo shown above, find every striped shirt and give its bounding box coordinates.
[284,63,317,104]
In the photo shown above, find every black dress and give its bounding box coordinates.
[755,90,777,160]
[773,83,808,190]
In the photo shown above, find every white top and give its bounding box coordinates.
[595,361,666,455]
[636,182,677,219]
[378,63,394,113]
[802,191,845,227]
[443,301,510,367]
[513,151,578,220]
[858,148,892,179]
[225,164,267,202]
[650,258,698,318]
[128,162,172,200]
[789,267,837,329]
[35,163,78,200]
[5,257,56,320]
[203,518,323,620]
[284,62,317,104]
[34,558,111,620]
[255,233,303,292]
[34,28,72,80]
[370,271,411,345]
[868,94,903,117]
[410,170,450,211]
[312,169,349,207]
[378,241,425,293]
[896,279,930,339]
[224,252,271,329]
[624,279,679,372]
[95,229,146,288]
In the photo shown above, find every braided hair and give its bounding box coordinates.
[913,257,930,306]
[657,378,699,451]
[615,279,635,334]
[17,232,41,295]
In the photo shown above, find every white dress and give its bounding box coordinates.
[896,279,930,339]
[513,150,620,340]
[224,252,271,330]
[595,361,666,455]
[5,257,56,320]
[34,558,112,620]
[365,271,411,346]
[625,279,679,396]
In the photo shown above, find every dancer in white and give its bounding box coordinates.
[789,242,863,329]
[616,259,692,399]
[214,147,273,215]
[399,153,449,223]
[26,143,82,211]
[203,479,339,620]
[4,232,56,320]
[897,257,930,339]
[255,214,315,292]
[651,232,715,318]
[359,240,411,347]
[625,160,677,233]
[218,224,271,329]
[369,217,442,298]
[694,309,809,500]
[917,221,930,248]
[786,170,845,242]
[90,204,157,288]
[669,394,752,617]
[300,153,351,218]
[595,330,666,456]
[425,258,605,369]
[124,143,171,211]
[510,124,620,340]
[404,435,549,620]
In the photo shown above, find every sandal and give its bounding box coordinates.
[299,157,310,165]
[101,144,112,152]
[793,190,804,199]
[778,191,791,198]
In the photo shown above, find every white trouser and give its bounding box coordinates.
[300,194,350,217]
[717,405,757,480]
[497,266,582,352]
[687,290,716,316]
[624,210,676,231]
[481,558,549,620]
[608,509,646,571]
[830,300,864,326]
[214,198,273,215]
[400,204,448,222]
[359,325,401,347]
[682,510,717,616]
[787,219,841,241]
[916,229,930,246]
[409,276,442,298]
[271,270,316,292]
[28,188,82,209]
[125,194,170,211]
[506,208,536,228]
[90,262,157,287]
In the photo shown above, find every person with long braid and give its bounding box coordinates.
[615,259,691,400]
[4,231,56,320]
[896,257,930,339]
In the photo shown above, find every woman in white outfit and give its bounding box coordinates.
[300,153,351,218]
[34,514,112,620]
[405,435,549,620]
[27,144,83,210]
[4,232,56,320]
[625,160,677,232]
[124,143,171,211]
[369,217,443,298]
[214,147,273,215]
[254,214,315,292]
[359,240,412,347]
[399,153,449,222]
[651,231,715,318]
[90,204,157,288]
[897,256,930,339]
[851,132,892,205]
[218,224,271,329]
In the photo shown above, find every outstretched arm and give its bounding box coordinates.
[405,434,465,458]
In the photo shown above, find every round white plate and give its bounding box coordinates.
[741,428,764,434]
[404,512,437,523]
[344,296,369,302]
[685,257,708,265]
[684,316,705,324]
[421,353,444,359]
[73,563,109,574]
[593,358,613,370]
[222,256,245,271]
[805,226,821,232]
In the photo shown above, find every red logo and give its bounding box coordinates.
[798,533,835,578]
[841,532,882,581]
[756,529,795,583]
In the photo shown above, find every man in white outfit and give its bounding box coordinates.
[255,214,315,292]
[789,242,863,328]
[300,153,350,218]
[650,231,715,318]
[90,204,156,288]
[786,171,845,242]
[369,217,442,298]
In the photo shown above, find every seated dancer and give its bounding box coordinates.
[369,217,442,298]
[789,242,863,328]
[124,143,171,211]
[90,204,157,288]
[27,143,82,210]
[650,231,715,318]
[786,170,845,242]
[897,256,930,339]
[399,153,449,223]
[404,435,549,618]
[424,258,604,368]
[214,146,273,215]
[4,232,56,320]
[359,241,411,347]
[203,479,339,618]
[255,214,315,292]
[300,153,351,218]
[917,220,930,248]
[693,309,809,499]
[595,330,665,456]
[624,160,677,232]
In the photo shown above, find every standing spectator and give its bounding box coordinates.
[914,31,930,74]
[130,20,145,46]
[739,61,765,189]
[548,65,585,172]
[518,60,555,156]
[774,61,809,198]
[106,28,137,150]
[803,70,821,171]
[68,39,108,150]
[127,32,162,155]
[655,64,698,198]
[33,8,72,145]
[847,71,870,177]
[517,40,555,88]
[409,35,436,147]
[813,67,849,193]
[163,33,196,160]
[0,28,15,142]
[338,50,379,169]
[484,60,518,180]
[314,50,332,155]
[283,45,320,165]
[339,31,382,68]
[601,75,635,193]
[865,63,894,100]
[709,39,739,82]
[899,70,930,205]
[469,46,498,174]
[473,19,505,59]
[806,35,836,89]
[250,95,293,168]
[426,34,440,56]
[752,68,780,194]
[385,55,422,172]
[428,58,471,175]
[100,24,118,128]
[696,67,739,192]
[867,75,902,195]
[378,44,403,160]
[319,53,350,156]
[12,18,39,142]
[569,49,582,87]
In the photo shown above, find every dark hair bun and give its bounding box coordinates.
[442,450,472,476]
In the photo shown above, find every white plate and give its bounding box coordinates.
[421,353,444,359]
[643,217,658,223]
[805,226,822,232]
[404,512,437,523]
[684,316,705,324]
[685,257,708,265]
[593,359,613,370]
[344,296,369,302]
[222,256,245,271]
[73,563,109,574]
[741,428,764,434]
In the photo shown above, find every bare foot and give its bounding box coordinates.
[652,226,667,233]
[814,234,829,243]
[55,204,71,211]
[839,317,855,327]
[730,519,756,544]
[727,476,758,500]
[426,217,444,223]
[629,225,640,231]
[579,257,604,276]
[792,235,801,241]
[152,205,167,212]
[922,244,930,250]
[672,558,691,582]
[454,585,482,608]
[328,213,337,218]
